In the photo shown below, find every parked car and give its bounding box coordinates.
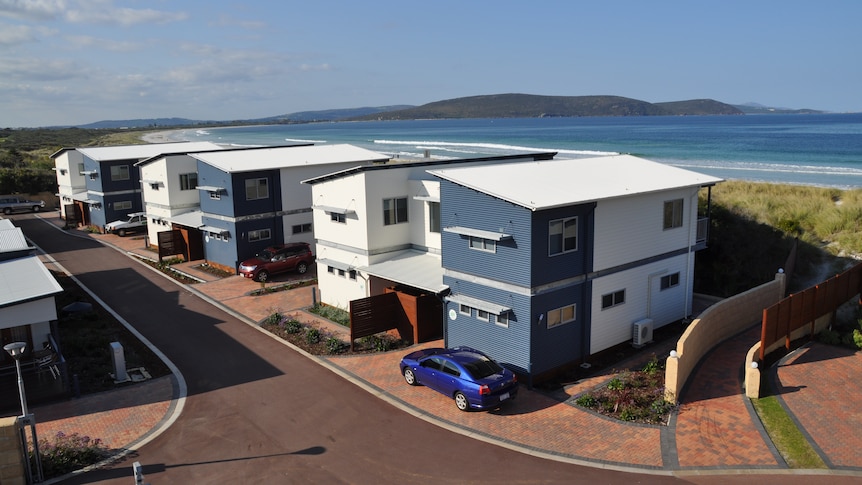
[400,346,518,411]
[238,242,314,282]
[105,212,147,236]
[0,195,45,214]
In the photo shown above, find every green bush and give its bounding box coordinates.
[34,431,109,479]
[305,327,321,344]
[284,319,302,334]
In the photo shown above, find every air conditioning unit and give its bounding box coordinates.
[632,319,654,348]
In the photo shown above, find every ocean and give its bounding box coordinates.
[161,113,862,189]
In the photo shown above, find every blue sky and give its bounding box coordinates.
[1,0,860,127]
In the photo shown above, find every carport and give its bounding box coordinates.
[349,250,448,345]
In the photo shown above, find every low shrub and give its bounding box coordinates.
[34,431,110,479]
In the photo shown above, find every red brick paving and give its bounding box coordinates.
[674,326,781,468]
[29,218,862,474]
[34,376,174,451]
[774,342,862,469]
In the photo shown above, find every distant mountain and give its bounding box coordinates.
[347,94,742,121]
[77,117,214,129]
[252,105,414,123]
[732,102,825,114]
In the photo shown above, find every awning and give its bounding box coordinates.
[317,258,354,272]
[445,293,511,315]
[71,192,90,202]
[141,179,163,187]
[200,225,230,236]
[313,204,355,215]
[443,226,512,241]
[168,210,203,228]
[196,185,225,193]
[413,195,440,203]
[358,250,448,294]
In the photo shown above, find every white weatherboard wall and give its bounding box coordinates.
[408,179,441,253]
[592,187,700,270]
[140,154,202,245]
[54,150,86,218]
[589,254,692,354]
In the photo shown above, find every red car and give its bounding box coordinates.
[238,243,314,282]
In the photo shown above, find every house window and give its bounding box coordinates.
[59,169,67,175]
[209,191,221,200]
[661,272,681,290]
[110,165,130,181]
[383,197,408,225]
[495,312,509,328]
[547,304,576,329]
[429,201,441,233]
[328,266,335,274]
[179,173,198,191]
[331,212,346,223]
[114,200,132,210]
[246,178,269,200]
[663,199,683,229]
[248,229,271,242]
[459,304,471,316]
[477,309,490,322]
[77,163,84,174]
[292,223,312,234]
[601,290,626,310]
[149,183,160,190]
[349,270,357,280]
[469,236,496,253]
[549,217,578,256]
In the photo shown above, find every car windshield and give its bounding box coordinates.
[461,355,503,379]
[257,250,275,260]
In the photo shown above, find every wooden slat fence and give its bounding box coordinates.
[761,262,862,360]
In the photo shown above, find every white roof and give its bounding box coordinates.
[0,226,28,251]
[0,255,63,308]
[428,154,723,211]
[358,250,447,293]
[191,144,389,173]
[169,210,203,228]
[77,142,222,161]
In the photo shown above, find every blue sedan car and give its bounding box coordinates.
[400,347,518,411]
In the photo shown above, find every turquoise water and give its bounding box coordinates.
[168,113,862,189]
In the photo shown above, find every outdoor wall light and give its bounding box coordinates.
[669,350,678,358]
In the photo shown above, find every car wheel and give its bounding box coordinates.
[118,229,127,237]
[454,392,470,412]
[2,208,10,215]
[257,270,269,282]
[403,368,418,386]
[296,262,308,274]
[32,205,41,212]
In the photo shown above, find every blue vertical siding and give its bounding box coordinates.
[529,283,588,374]
[444,277,532,374]
[197,163,234,217]
[231,169,282,217]
[439,180,532,287]
[530,204,595,286]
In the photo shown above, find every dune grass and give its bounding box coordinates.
[706,181,862,257]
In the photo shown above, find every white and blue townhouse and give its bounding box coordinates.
[429,154,722,380]
[51,142,220,229]
[189,144,390,273]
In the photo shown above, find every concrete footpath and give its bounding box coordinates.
[29,216,862,478]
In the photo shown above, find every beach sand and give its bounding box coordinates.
[141,129,187,143]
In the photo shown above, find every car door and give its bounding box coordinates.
[415,356,443,389]
[435,359,463,397]
[269,248,290,274]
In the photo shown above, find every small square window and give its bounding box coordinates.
[477,309,490,322]
[661,272,680,290]
[331,212,346,223]
[495,312,509,328]
[601,290,626,310]
[459,304,471,316]
[663,199,684,229]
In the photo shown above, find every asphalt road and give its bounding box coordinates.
[13,214,857,485]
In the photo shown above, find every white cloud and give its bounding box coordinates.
[0,56,84,82]
[65,34,141,51]
[0,0,66,20]
[65,4,187,26]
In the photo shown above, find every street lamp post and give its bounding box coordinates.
[4,342,43,483]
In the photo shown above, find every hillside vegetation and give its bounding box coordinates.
[349,94,742,120]
[695,181,861,296]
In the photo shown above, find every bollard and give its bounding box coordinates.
[133,461,144,484]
